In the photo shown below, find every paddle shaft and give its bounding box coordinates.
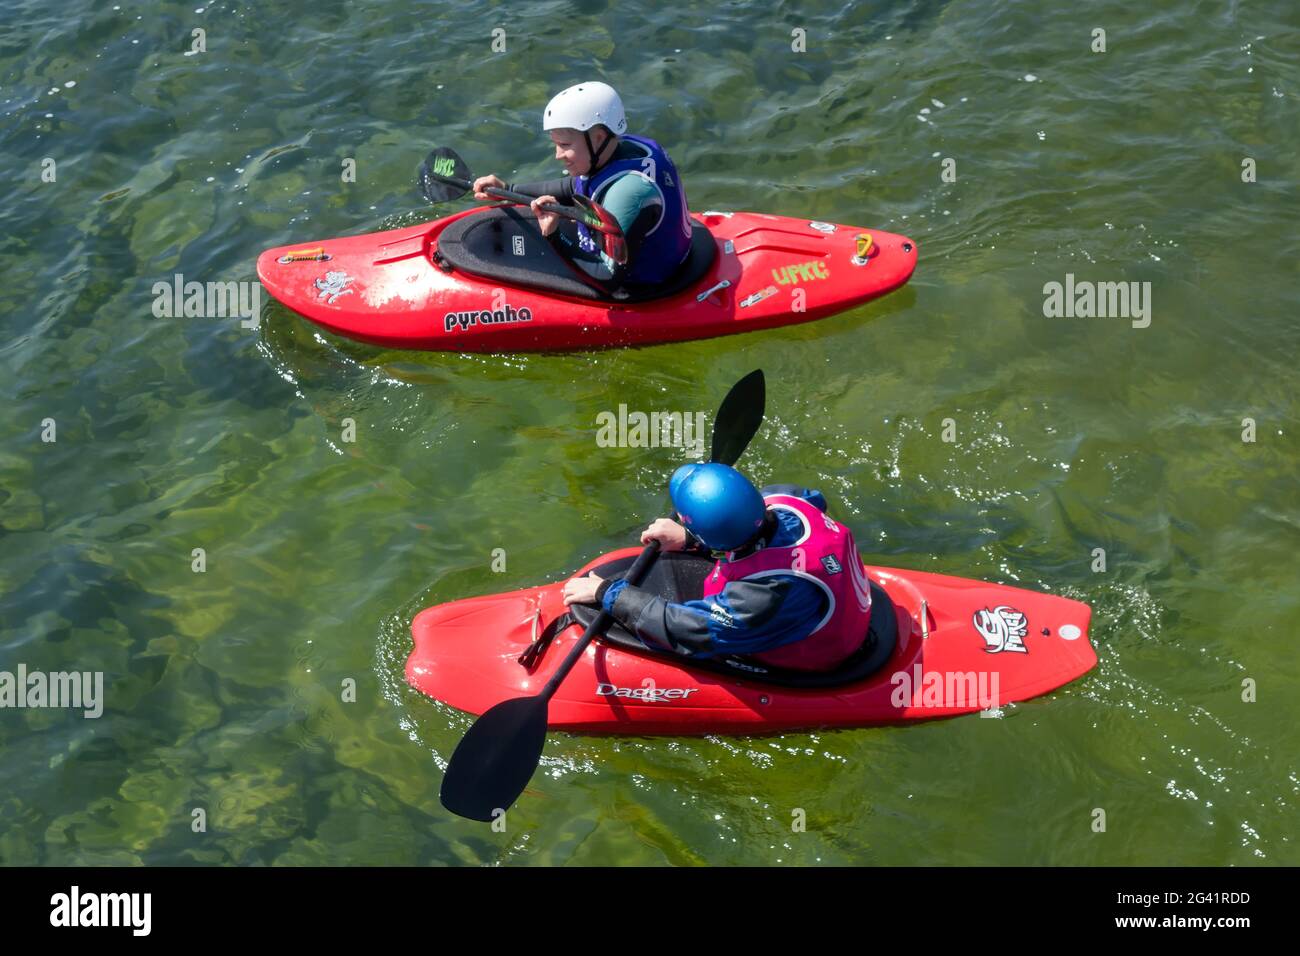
[435,170,606,231]
[540,541,661,700]
[482,184,572,219]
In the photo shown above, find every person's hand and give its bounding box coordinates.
[641,518,688,552]
[472,174,505,200]
[562,572,605,606]
[530,194,559,236]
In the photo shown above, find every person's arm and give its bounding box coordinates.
[507,176,575,201]
[597,574,824,658]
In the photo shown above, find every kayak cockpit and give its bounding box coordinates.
[433,206,718,303]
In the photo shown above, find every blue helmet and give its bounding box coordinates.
[669,463,766,551]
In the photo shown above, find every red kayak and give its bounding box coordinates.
[407,548,1097,735]
[257,207,917,352]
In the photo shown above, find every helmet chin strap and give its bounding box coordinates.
[583,127,616,175]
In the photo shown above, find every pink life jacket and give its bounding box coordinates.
[701,494,873,671]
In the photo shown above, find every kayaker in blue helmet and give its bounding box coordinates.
[562,463,875,671]
[472,81,693,289]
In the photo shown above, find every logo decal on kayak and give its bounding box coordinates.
[973,606,1029,654]
[314,271,355,304]
[444,303,534,333]
[596,682,699,703]
[739,285,778,308]
[821,554,843,575]
[809,221,837,234]
[772,261,830,285]
[512,235,526,256]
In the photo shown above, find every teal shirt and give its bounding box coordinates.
[594,172,661,270]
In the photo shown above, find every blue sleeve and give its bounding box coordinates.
[689,577,825,657]
[603,575,825,659]
[601,578,629,612]
[760,484,828,512]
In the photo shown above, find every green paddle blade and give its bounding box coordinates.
[710,369,765,466]
[439,696,549,822]
[418,147,474,204]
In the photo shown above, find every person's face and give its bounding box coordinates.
[550,128,602,176]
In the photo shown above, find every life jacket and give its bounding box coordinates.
[573,134,692,284]
[701,494,873,671]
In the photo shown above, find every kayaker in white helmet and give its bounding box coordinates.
[472,81,693,290]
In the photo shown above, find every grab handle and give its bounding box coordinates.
[696,279,731,303]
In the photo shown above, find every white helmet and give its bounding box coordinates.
[543,82,627,135]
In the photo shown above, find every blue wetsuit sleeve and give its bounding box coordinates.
[760,484,828,512]
[603,575,825,658]
[601,578,629,612]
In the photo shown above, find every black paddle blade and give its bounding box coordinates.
[710,369,765,465]
[418,147,474,204]
[440,696,549,822]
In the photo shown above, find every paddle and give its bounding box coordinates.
[439,370,767,822]
[418,146,628,265]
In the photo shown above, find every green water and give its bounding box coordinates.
[2,0,1297,866]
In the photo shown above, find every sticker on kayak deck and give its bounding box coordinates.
[278,247,330,263]
[314,271,355,304]
[512,235,525,256]
[821,555,843,575]
[973,606,1029,654]
[1058,624,1082,640]
[739,285,778,308]
[444,303,534,333]
[596,682,699,703]
[772,261,830,285]
[809,221,837,234]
